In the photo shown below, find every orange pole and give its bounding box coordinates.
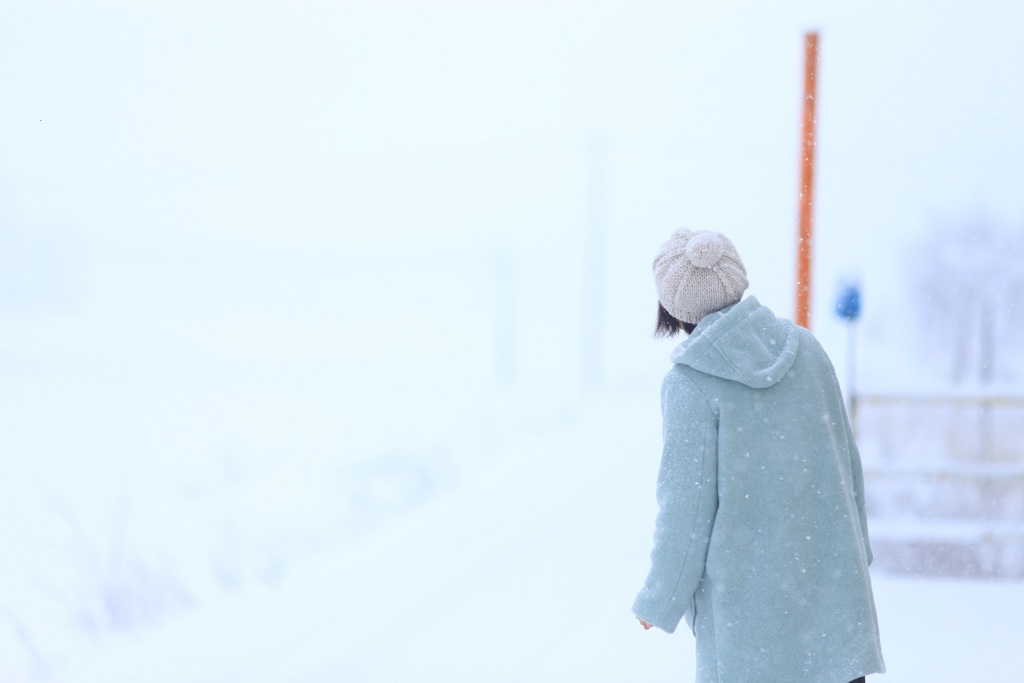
[795,31,819,329]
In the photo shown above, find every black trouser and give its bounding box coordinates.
[849,678,866,683]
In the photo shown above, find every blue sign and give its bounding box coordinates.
[835,284,861,321]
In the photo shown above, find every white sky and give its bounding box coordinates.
[4,1,1023,237]
[2,0,1023,372]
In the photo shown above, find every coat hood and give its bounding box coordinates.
[669,296,800,389]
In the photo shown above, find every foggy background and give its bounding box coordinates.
[2,0,1023,680]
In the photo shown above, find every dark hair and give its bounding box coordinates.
[655,302,696,338]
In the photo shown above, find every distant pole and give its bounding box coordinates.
[795,31,819,329]
[493,248,517,388]
[835,282,862,433]
[581,137,607,391]
[847,318,858,429]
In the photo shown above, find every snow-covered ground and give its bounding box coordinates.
[6,395,1022,682]
[3,1,1024,680]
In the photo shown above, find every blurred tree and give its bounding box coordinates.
[911,215,1024,385]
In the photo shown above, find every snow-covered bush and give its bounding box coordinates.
[909,214,1024,386]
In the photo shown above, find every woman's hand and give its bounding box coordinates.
[637,618,653,630]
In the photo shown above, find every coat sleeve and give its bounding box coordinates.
[633,371,718,634]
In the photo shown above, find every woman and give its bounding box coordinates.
[633,230,885,683]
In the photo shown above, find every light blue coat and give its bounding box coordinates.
[633,296,885,683]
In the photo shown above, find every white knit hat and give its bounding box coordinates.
[653,229,749,324]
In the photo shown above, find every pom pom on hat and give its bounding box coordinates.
[685,232,726,268]
[653,229,749,324]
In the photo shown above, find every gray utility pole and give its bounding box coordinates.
[581,137,607,391]
[492,247,517,388]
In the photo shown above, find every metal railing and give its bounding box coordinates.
[855,393,1024,462]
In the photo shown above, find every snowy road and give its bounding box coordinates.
[49,396,1024,682]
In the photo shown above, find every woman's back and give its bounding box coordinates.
[635,229,884,683]
[665,297,884,682]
